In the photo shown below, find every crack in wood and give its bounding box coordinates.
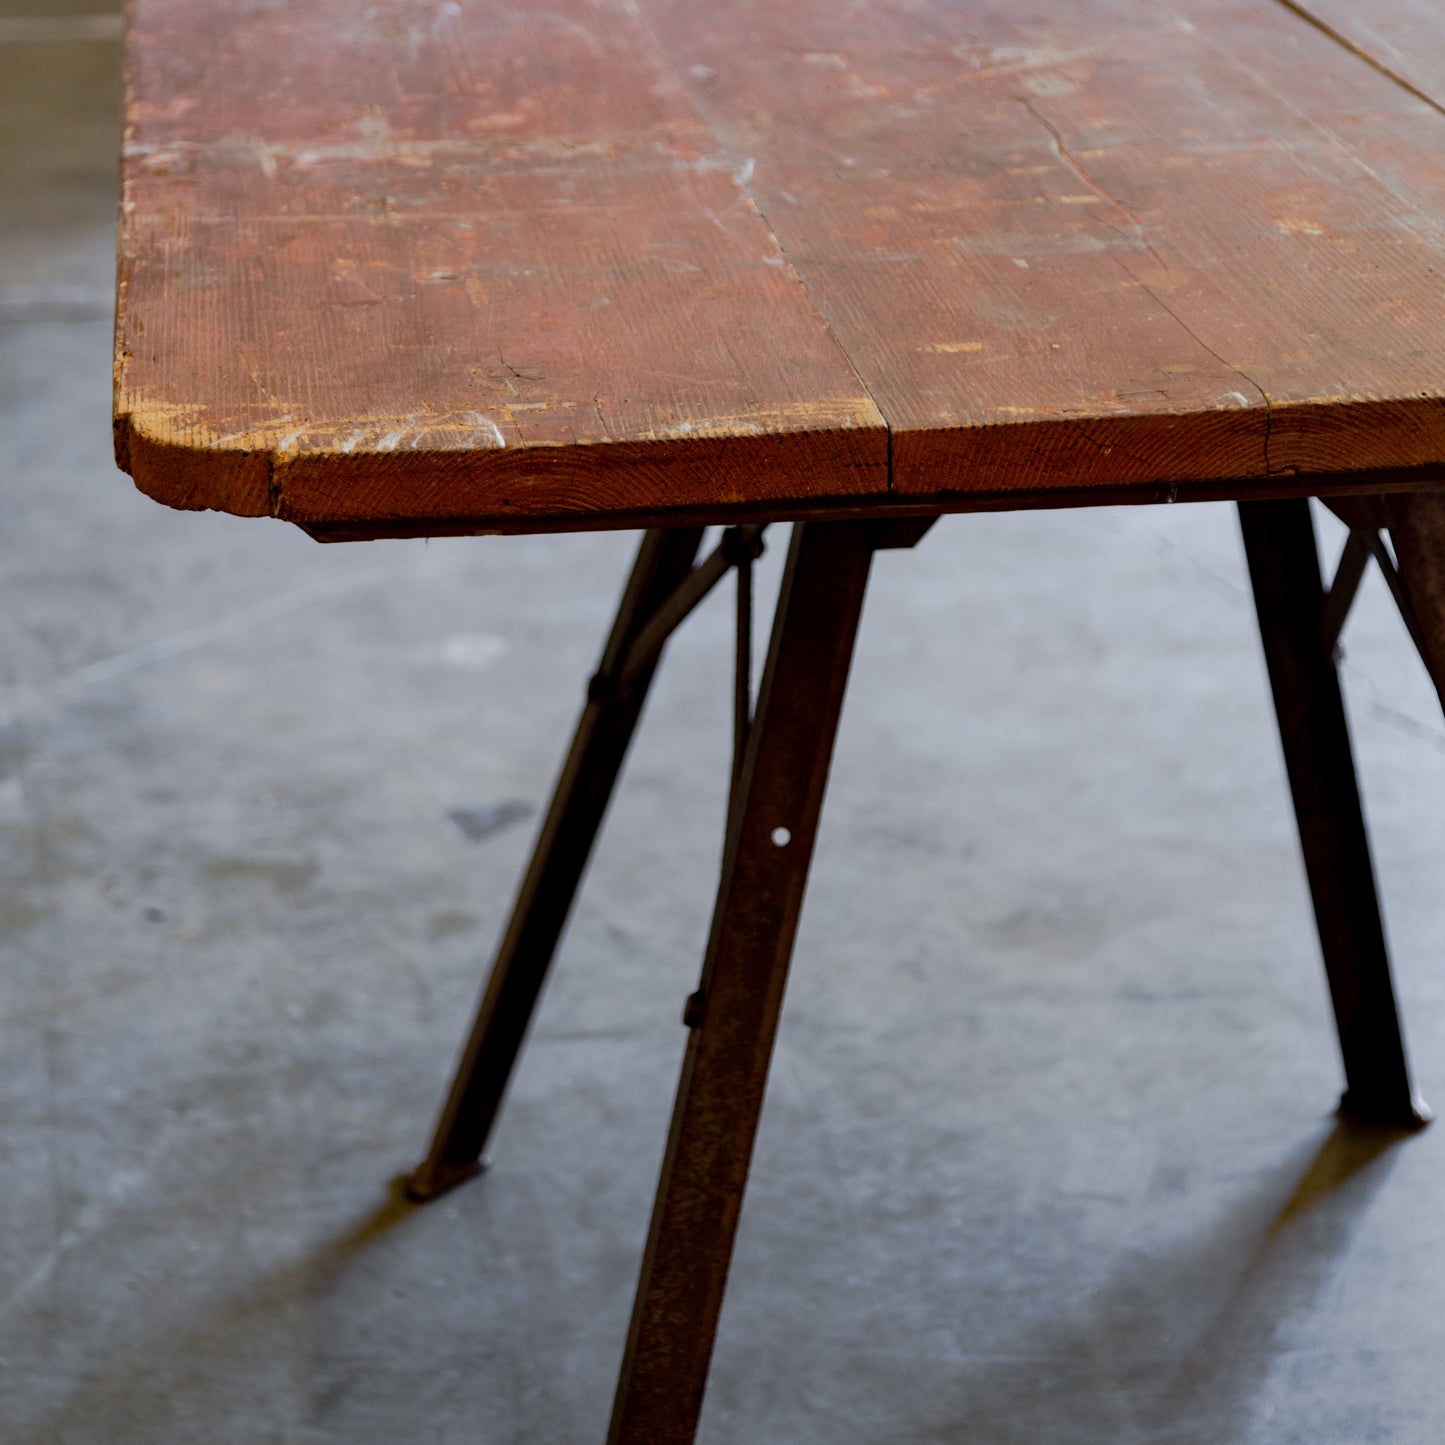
[1017,95,1175,279]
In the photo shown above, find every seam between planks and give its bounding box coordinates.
[1015,92,1277,477]
[619,0,896,493]
[1270,0,1445,118]
[1176,5,1445,258]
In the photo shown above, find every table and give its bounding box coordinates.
[115,1,1445,1439]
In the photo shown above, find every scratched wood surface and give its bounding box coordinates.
[116,0,1445,536]
[643,0,1445,501]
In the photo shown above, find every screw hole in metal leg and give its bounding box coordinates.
[770,826,791,847]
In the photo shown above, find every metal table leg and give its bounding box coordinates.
[406,527,705,1200]
[607,520,876,1445]
[1239,498,1427,1127]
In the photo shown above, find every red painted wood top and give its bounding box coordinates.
[115,0,1445,539]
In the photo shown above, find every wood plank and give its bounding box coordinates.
[114,0,887,535]
[638,0,1445,500]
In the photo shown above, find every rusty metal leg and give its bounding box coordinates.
[1239,498,1428,1127]
[607,521,875,1445]
[406,527,705,1202]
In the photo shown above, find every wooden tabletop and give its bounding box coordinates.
[115,0,1445,540]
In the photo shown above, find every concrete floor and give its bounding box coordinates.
[7,9,1445,1443]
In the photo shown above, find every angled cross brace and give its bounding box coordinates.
[1323,491,1445,706]
[1317,527,1372,657]
[1239,498,1428,1128]
[1318,521,1429,664]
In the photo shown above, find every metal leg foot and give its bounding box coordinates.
[403,1157,487,1203]
[1338,1088,1431,1130]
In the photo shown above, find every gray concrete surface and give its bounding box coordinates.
[6,9,1445,1443]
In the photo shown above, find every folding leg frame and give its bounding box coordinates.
[410,504,1430,1445]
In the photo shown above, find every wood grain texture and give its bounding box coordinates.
[117,0,1445,533]
[639,0,1445,502]
[114,0,887,532]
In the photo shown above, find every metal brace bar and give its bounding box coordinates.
[609,525,767,697]
[1319,529,1372,655]
[1362,529,1433,667]
[1317,513,1436,679]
